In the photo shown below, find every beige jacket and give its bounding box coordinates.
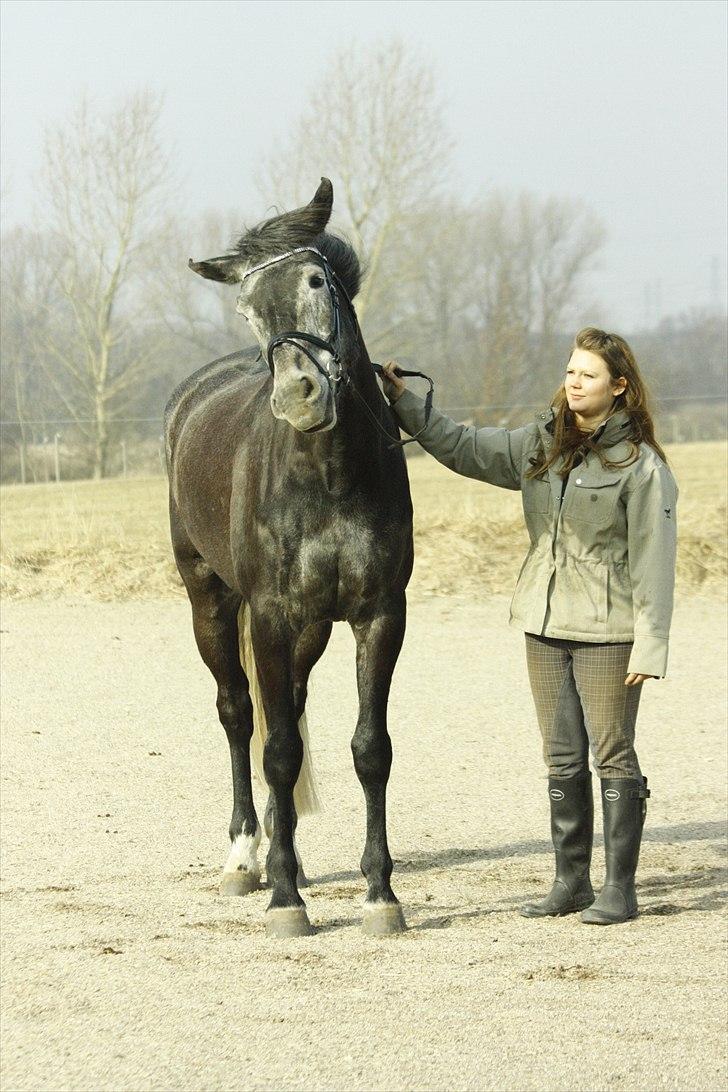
[393,389,678,677]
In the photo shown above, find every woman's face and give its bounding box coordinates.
[564,348,627,423]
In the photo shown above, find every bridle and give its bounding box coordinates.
[239,246,434,447]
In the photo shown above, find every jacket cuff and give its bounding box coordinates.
[628,635,669,678]
[390,389,428,437]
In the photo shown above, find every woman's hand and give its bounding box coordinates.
[381,360,408,403]
[625,673,657,686]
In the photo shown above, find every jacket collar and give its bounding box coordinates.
[536,406,632,450]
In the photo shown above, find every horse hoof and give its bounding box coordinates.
[362,902,406,936]
[220,870,261,896]
[265,906,314,938]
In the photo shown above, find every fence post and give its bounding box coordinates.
[54,433,61,483]
[669,415,679,444]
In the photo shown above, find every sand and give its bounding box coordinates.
[1,594,726,1091]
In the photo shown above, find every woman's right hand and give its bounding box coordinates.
[381,361,408,403]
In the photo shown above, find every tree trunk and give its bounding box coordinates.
[93,392,108,480]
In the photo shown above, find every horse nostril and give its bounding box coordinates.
[301,377,314,400]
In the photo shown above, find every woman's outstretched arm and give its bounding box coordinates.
[381,361,526,490]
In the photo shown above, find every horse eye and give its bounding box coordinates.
[309,274,325,289]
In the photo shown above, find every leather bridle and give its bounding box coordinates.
[239,246,434,447]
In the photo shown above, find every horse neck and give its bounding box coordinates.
[306,338,391,496]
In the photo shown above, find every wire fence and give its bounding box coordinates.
[1,395,725,485]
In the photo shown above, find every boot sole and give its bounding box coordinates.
[520,898,594,919]
[581,909,638,925]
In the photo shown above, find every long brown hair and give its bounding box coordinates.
[527,327,668,479]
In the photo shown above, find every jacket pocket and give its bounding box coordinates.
[522,477,551,514]
[567,474,621,525]
[562,556,608,624]
[509,546,536,621]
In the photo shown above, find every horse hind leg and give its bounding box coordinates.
[176,550,262,896]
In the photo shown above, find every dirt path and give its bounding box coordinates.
[1,595,726,1091]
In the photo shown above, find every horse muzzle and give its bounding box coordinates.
[270,369,337,433]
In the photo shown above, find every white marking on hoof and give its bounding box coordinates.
[265,906,314,938]
[221,826,261,893]
[362,901,407,935]
[220,871,260,896]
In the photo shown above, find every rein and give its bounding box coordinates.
[241,246,435,448]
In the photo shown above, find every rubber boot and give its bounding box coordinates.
[520,773,595,917]
[581,777,650,925]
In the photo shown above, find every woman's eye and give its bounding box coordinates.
[309,275,325,289]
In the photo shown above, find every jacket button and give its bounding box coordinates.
[575,477,582,484]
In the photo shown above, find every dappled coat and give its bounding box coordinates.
[393,391,678,678]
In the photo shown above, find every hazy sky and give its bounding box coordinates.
[1,0,726,329]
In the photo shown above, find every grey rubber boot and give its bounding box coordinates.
[581,777,650,925]
[520,773,595,918]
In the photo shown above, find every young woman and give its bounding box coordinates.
[382,327,678,926]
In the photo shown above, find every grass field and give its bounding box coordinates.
[1,442,725,601]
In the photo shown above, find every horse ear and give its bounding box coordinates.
[188,255,242,284]
[311,177,333,210]
[241,178,334,254]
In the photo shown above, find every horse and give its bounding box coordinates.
[164,178,415,937]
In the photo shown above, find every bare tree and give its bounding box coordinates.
[157,209,256,361]
[258,37,453,325]
[344,191,605,418]
[37,91,172,477]
[466,192,606,414]
[0,227,63,481]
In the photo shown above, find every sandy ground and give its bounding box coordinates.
[1,594,726,1092]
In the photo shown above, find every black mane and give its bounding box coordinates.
[313,232,363,300]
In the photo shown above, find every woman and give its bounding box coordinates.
[382,327,678,926]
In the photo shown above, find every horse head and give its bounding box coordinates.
[189,178,362,434]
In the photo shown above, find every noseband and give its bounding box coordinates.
[239,246,434,446]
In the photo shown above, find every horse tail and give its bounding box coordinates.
[237,603,321,817]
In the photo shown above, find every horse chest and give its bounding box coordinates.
[261,515,384,621]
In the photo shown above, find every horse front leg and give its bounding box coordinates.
[263,619,333,886]
[251,607,313,938]
[351,599,407,935]
[174,546,261,897]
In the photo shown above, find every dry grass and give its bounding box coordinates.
[1,442,725,602]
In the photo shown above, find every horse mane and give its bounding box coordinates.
[313,232,363,300]
[233,212,363,300]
